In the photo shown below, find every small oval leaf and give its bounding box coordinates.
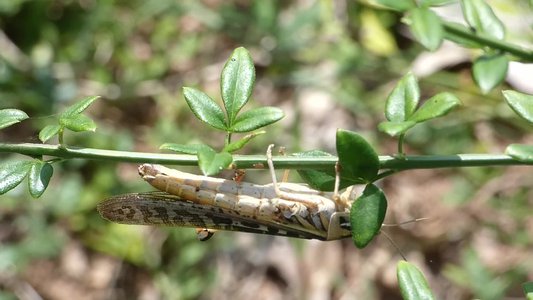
[420,0,457,6]
[0,109,29,130]
[409,7,444,51]
[28,161,53,198]
[375,0,414,11]
[0,160,32,194]
[60,96,100,118]
[472,54,508,94]
[350,183,387,248]
[230,107,284,133]
[60,114,97,132]
[293,150,359,191]
[336,129,379,183]
[198,148,233,176]
[223,131,265,153]
[397,261,436,300]
[461,0,505,40]
[183,87,227,131]
[160,143,211,155]
[409,92,461,123]
[505,144,533,162]
[378,121,417,137]
[503,90,533,124]
[221,47,256,124]
[385,72,420,122]
[39,124,62,143]
[523,282,533,299]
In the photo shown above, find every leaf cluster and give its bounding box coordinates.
[163,47,284,175]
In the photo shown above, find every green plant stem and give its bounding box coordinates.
[443,22,533,61]
[1,143,532,172]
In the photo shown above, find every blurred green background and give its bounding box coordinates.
[1,0,533,299]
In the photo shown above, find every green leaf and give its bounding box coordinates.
[385,72,420,122]
[375,0,415,11]
[223,131,265,153]
[0,109,29,130]
[409,8,444,51]
[350,183,387,248]
[503,90,533,123]
[397,261,436,300]
[160,143,211,155]
[183,87,227,130]
[60,114,97,132]
[505,144,533,162]
[0,160,32,194]
[336,129,379,183]
[523,282,533,300]
[461,0,505,39]
[420,0,458,6]
[28,161,53,198]
[472,54,508,94]
[230,107,284,133]
[198,147,233,176]
[378,121,417,137]
[39,124,62,143]
[409,92,461,123]
[60,96,100,118]
[220,47,256,124]
[293,150,358,191]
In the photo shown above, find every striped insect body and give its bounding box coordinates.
[98,146,354,240]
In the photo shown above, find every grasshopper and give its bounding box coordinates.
[98,145,355,240]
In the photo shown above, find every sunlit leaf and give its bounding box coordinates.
[375,0,414,11]
[503,90,533,124]
[408,92,461,123]
[350,183,387,248]
[28,161,53,198]
[420,0,457,6]
[0,160,32,194]
[221,47,256,124]
[409,7,444,51]
[223,131,265,153]
[472,54,508,94]
[0,109,29,130]
[198,147,233,176]
[230,107,284,133]
[60,96,100,118]
[160,143,211,155]
[461,0,505,39]
[336,129,379,183]
[378,121,417,137]
[385,72,420,122]
[39,124,62,143]
[183,87,227,131]
[60,114,97,132]
[360,10,399,56]
[505,144,533,162]
[522,282,533,300]
[397,261,436,300]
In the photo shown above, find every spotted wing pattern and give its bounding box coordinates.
[97,191,328,240]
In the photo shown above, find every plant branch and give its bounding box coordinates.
[443,22,533,61]
[1,143,532,171]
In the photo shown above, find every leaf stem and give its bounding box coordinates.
[398,133,406,157]
[1,143,532,170]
